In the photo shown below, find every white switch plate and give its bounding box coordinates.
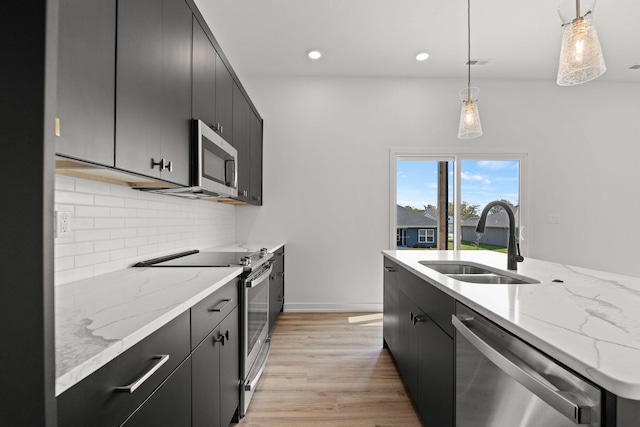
[547,214,560,224]
[55,211,71,238]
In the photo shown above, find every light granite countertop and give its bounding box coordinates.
[55,242,284,396]
[382,249,640,400]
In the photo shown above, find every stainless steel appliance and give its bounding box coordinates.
[139,119,237,199]
[453,303,602,427]
[134,248,274,418]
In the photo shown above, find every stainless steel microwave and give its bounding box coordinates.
[135,119,237,199]
[192,119,238,198]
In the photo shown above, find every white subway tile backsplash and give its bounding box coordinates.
[54,175,236,285]
[75,229,111,242]
[75,179,112,196]
[94,195,126,207]
[75,252,111,268]
[76,206,111,218]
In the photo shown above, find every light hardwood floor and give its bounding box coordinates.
[232,312,423,427]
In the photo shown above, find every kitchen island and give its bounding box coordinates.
[383,249,640,424]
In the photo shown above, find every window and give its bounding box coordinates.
[418,229,435,244]
[391,152,526,253]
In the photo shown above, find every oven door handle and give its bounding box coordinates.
[246,263,274,288]
[452,315,593,425]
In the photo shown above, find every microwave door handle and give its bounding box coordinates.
[451,315,593,424]
[226,159,237,189]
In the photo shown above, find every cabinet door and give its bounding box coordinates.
[416,315,454,427]
[249,111,263,205]
[56,0,115,166]
[122,357,192,427]
[215,54,234,143]
[116,0,191,185]
[395,291,419,399]
[192,327,222,427]
[232,83,251,202]
[219,307,240,427]
[156,0,192,185]
[383,260,400,351]
[191,17,216,128]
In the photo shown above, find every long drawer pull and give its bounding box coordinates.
[208,298,233,313]
[384,266,397,272]
[115,354,170,393]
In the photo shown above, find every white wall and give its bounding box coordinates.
[54,175,236,285]
[236,76,640,311]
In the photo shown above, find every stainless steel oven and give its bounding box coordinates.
[239,260,273,418]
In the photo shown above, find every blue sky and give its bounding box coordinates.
[397,160,519,210]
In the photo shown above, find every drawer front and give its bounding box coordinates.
[121,356,192,427]
[57,311,190,427]
[191,278,238,350]
[400,267,455,338]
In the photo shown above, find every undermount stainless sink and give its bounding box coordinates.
[419,261,540,285]
[418,261,493,275]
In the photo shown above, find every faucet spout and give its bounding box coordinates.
[476,201,523,271]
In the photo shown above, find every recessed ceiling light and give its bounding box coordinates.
[306,49,323,60]
[415,51,431,61]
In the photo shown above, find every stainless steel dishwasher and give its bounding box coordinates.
[453,303,602,426]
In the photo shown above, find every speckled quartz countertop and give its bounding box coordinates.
[382,250,640,400]
[55,242,284,396]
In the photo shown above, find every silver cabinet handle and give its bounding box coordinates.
[208,298,233,313]
[115,354,170,393]
[452,315,592,424]
[384,266,397,272]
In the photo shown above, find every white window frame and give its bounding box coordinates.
[389,148,529,253]
[426,228,435,244]
[418,229,427,243]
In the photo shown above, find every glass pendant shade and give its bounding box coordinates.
[557,0,606,86]
[458,87,482,139]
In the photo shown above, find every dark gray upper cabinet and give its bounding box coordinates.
[56,0,116,166]
[233,83,251,203]
[249,111,263,205]
[215,53,234,143]
[116,0,192,186]
[191,16,216,129]
[232,83,263,205]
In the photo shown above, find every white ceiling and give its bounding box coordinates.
[194,0,640,83]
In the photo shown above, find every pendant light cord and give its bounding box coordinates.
[467,0,471,98]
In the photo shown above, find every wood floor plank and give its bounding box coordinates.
[231,312,423,427]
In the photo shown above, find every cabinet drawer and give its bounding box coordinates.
[121,356,191,427]
[57,311,190,427]
[191,278,238,350]
[400,268,455,338]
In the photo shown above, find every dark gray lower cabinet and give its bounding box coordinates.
[268,246,285,331]
[58,279,241,427]
[192,307,239,427]
[383,258,454,427]
[57,312,190,427]
[121,357,192,427]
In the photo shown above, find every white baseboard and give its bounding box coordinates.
[283,302,383,312]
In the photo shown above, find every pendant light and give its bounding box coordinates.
[557,0,606,86]
[457,0,482,139]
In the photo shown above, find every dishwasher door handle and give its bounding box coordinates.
[452,315,592,425]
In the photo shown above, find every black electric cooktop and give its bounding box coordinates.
[133,249,271,269]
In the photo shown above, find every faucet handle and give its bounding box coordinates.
[514,243,524,263]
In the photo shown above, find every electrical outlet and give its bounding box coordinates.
[547,214,560,225]
[55,211,72,238]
